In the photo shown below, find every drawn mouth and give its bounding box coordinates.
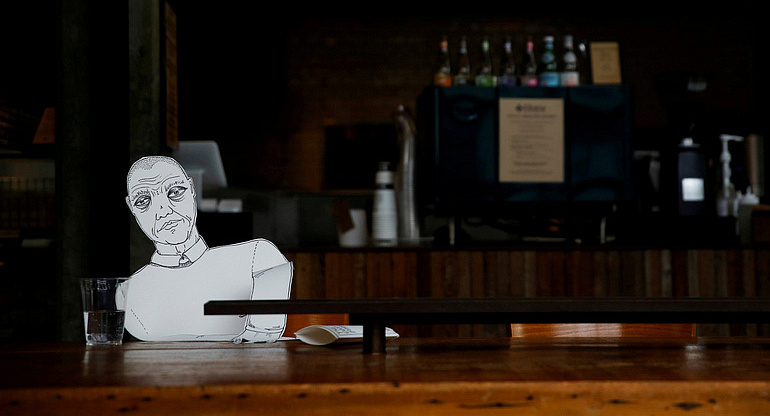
[159,220,181,231]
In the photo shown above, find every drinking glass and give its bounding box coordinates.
[80,277,129,345]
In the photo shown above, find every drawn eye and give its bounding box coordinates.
[167,185,187,202]
[133,195,151,210]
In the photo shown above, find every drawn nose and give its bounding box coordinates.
[155,200,172,219]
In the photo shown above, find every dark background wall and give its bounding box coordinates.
[166,9,764,193]
[2,6,764,193]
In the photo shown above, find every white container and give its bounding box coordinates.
[372,163,397,246]
[738,187,760,244]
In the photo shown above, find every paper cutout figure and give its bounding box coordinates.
[121,155,292,342]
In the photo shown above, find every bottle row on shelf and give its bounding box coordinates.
[434,35,591,88]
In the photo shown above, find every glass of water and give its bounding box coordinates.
[80,277,129,345]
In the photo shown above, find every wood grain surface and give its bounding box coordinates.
[2,338,770,415]
[284,246,770,337]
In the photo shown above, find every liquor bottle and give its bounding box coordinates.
[474,36,496,87]
[538,35,559,87]
[520,36,539,87]
[372,161,398,246]
[453,36,472,86]
[498,36,517,86]
[560,35,579,86]
[434,36,452,87]
[576,38,592,85]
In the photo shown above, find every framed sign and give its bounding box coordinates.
[590,41,622,85]
[498,97,565,183]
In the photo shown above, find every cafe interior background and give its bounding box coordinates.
[0,2,767,342]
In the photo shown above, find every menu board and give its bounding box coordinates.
[498,97,564,183]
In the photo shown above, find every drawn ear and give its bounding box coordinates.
[188,177,196,197]
[125,196,133,212]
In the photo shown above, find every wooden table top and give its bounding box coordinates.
[2,337,770,415]
[204,297,770,353]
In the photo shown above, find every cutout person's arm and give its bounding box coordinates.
[232,241,293,343]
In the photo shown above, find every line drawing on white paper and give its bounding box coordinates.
[120,155,292,342]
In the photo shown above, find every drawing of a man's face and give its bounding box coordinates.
[126,157,197,246]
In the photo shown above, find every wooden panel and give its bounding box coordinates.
[671,249,690,297]
[321,251,343,298]
[283,247,770,337]
[391,251,417,298]
[592,250,609,296]
[535,250,552,296]
[291,252,325,299]
[660,249,673,297]
[366,251,393,298]
[644,249,661,296]
[606,249,621,296]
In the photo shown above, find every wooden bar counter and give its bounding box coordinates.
[2,337,770,415]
